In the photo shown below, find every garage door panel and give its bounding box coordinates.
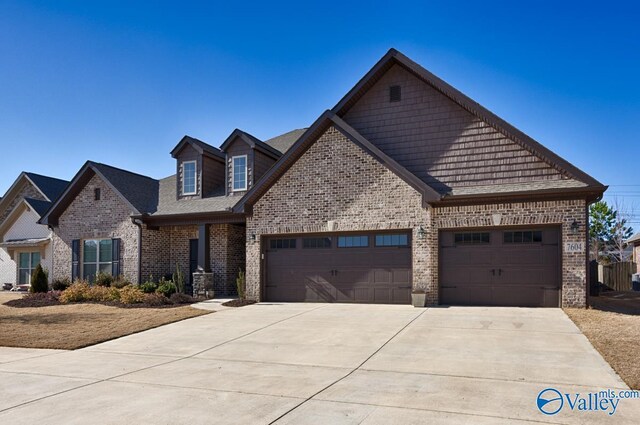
[265,232,412,304]
[440,228,560,307]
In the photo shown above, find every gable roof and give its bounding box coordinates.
[170,135,225,160]
[234,110,441,213]
[265,128,307,154]
[332,48,605,191]
[0,172,69,223]
[628,232,640,245]
[40,161,159,226]
[24,197,53,217]
[220,129,283,159]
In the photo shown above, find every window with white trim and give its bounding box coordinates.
[182,161,197,195]
[83,239,113,282]
[232,155,247,191]
[18,252,40,285]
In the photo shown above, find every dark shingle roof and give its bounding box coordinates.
[265,129,307,154]
[23,198,53,217]
[24,173,69,201]
[90,162,159,214]
[151,175,238,216]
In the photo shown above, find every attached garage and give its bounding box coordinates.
[264,232,412,304]
[439,227,561,307]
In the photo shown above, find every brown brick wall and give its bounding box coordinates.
[140,223,245,295]
[52,173,139,283]
[245,125,589,307]
[246,126,431,301]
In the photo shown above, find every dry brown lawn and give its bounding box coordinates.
[565,305,640,390]
[0,292,210,350]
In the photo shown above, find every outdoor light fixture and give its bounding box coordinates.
[570,220,580,234]
[250,233,256,242]
[417,226,426,239]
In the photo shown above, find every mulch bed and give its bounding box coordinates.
[3,292,197,309]
[222,299,257,307]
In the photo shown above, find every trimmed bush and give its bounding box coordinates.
[119,286,146,304]
[95,272,114,287]
[112,278,131,289]
[169,292,195,305]
[156,280,177,298]
[59,281,92,303]
[30,264,49,293]
[139,281,157,293]
[52,278,71,291]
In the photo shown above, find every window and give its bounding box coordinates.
[269,238,296,249]
[338,235,369,248]
[303,237,331,249]
[182,161,197,195]
[389,85,401,102]
[232,155,247,191]
[18,252,41,285]
[83,239,113,282]
[504,231,543,244]
[94,188,101,200]
[375,234,409,247]
[454,232,490,245]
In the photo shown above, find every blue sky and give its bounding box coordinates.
[1,1,638,221]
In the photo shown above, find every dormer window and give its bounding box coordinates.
[232,155,247,191]
[182,161,197,195]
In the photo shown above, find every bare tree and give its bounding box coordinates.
[606,197,636,262]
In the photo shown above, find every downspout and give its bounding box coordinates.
[131,217,143,284]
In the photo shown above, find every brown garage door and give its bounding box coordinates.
[440,228,560,307]
[265,232,412,304]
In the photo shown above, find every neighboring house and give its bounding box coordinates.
[628,232,640,273]
[0,173,69,288]
[41,49,606,307]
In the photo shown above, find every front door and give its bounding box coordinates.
[188,239,198,295]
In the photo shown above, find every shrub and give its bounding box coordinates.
[95,272,114,287]
[143,293,170,306]
[119,286,146,304]
[169,292,195,304]
[112,278,131,289]
[59,281,92,303]
[30,264,49,293]
[52,278,71,291]
[89,285,120,302]
[236,269,246,300]
[173,264,186,294]
[156,280,177,298]
[139,281,157,294]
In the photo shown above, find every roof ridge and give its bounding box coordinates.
[88,161,158,182]
[23,172,69,184]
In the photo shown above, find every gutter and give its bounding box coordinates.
[131,217,144,284]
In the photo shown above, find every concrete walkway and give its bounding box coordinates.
[0,304,637,424]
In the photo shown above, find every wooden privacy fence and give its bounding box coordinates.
[598,262,637,291]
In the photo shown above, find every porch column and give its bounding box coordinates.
[198,224,210,272]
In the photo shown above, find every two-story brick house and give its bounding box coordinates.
[41,49,605,306]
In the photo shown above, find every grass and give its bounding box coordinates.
[0,292,210,350]
[565,292,640,390]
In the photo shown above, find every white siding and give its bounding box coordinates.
[2,207,53,284]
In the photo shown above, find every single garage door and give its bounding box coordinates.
[440,228,560,307]
[265,232,412,304]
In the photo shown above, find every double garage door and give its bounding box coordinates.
[263,227,560,307]
[265,232,412,304]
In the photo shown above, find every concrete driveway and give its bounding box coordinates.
[0,304,637,424]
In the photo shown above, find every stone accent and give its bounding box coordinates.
[246,126,430,301]
[192,271,214,298]
[245,125,590,308]
[433,200,588,308]
[0,181,47,223]
[52,174,139,283]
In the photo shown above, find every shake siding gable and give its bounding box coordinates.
[343,64,571,193]
[52,173,139,283]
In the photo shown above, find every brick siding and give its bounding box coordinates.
[52,174,139,283]
[246,125,589,307]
